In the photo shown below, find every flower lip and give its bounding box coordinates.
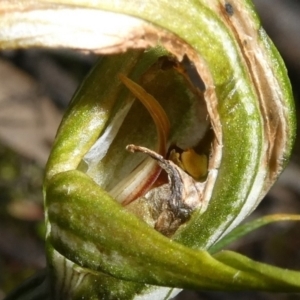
[125,144,205,236]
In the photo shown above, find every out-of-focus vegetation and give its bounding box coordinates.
[0,144,44,297]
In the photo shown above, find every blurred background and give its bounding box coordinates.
[0,0,300,299]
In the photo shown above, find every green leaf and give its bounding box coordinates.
[214,250,300,292]
[210,214,300,254]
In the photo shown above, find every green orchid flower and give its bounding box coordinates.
[1,1,299,299]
